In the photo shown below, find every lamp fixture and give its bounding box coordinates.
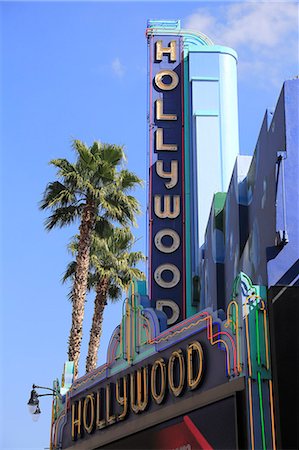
[27,383,60,421]
[32,405,41,422]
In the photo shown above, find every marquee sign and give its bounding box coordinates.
[71,338,217,442]
[55,293,241,449]
[51,274,277,450]
[148,34,186,326]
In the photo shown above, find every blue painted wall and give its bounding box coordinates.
[199,79,299,311]
[187,45,239,304]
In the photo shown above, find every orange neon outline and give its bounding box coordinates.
[248,378,255,450]
[150,311,238,376]
[149,314,208,344]
[131,283,135,360]
[269,380,277,450]
[259,301,270,370]
[50,398,54,450]
[70,304,240,393]
[206,313,238,376]
[226,300,242,372]
[126,300,131,363]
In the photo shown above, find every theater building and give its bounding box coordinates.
[50,21,299,450]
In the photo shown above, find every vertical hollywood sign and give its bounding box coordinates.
[149,36,185,325]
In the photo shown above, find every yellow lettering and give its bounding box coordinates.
[83,394,95,434]
[154,228,180,253]
[156,300,180,325]
[154,70,179,91]
[116,376,128,421]
[96,390,106,430]
[151,358,166,404]
[155,40,176,62]
[156,160,178,189]
[187,341,204,390]
[130,367,148,413]
[155,99,177,121]
[155,128,178,151]
[154,195,180,219]
[154,264,180,289]
[71,400,82,440]
[168,349,185,397]
[106,384,116,425]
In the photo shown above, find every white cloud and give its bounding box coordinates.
[184,2,299,87]
[111,57,125,78]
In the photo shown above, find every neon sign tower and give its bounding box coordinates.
[146,20,239,324]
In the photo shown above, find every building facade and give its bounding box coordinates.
[50,21,299,450]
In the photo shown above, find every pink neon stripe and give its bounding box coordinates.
[183,415,214,449]
[149,35,153,299]
[180,38,186,320]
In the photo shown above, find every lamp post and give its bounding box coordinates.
[27,384,60,422]
[27,382,61,450]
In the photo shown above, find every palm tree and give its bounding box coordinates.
[40,140,142,377]
[63,227,145,373]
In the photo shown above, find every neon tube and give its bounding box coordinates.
[257,372,266,450]
[269,380,277,450]
[248,378,255,450]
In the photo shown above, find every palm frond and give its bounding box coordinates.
[50,158,85,189]
[40,181,76,210]
[118,169,143,191]
[62,261,77,283]
[108,284,122,301]
[44,205,81,230]
[93,217,114,239]
[50,158,77,176]
[101,143,125,166]
[127,251,146,266]
[72,140,94,165]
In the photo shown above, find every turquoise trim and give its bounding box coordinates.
[188,46,238,61]
[191,77,219,82]
[110,361,129,376]
[135,279,147,296]
[132,347,156,364]
[194,110,219,117]
[184,49,197,318]
[146,29,213,47]
[147,20,180,30]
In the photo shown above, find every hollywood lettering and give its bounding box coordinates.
[71,341,203,440]
[150,38,185,325]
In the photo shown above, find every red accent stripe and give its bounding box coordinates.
[183,415,214,450]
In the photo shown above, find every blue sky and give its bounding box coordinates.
[1,1,298,449]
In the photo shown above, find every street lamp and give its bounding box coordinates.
[32,405,42,422]
[27,384,59,422]
[27,388,39,414]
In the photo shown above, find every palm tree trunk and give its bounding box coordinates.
[86,277,109,373]
[68,202,96,378]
